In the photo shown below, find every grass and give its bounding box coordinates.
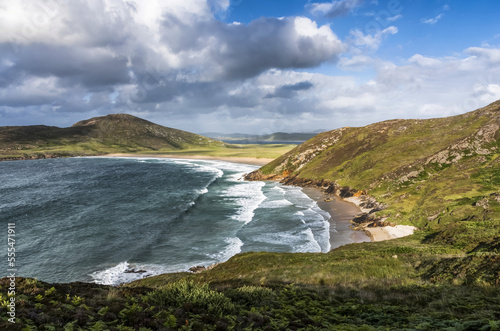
[2,236,499,330]
[0,143,296,161]
[138,144,297,159]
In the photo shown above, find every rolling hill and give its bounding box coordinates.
[0,114,225,160]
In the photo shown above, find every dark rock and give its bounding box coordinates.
[189,266,206,273]
[124,269,147,274]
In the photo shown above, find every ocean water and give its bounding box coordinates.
[1,157,332,285]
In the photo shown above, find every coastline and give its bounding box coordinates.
[106,153,416,245]
[302,187,371,249]
[104,153,273,166]
[305,189,417,245]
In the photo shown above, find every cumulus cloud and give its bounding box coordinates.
[265,81,314,99]
[0,0,345,129]
[307,0,363,18]
[1,0,500,134]
[159,15,344,80]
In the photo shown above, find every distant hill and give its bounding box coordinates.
[0,114,225,160]
[247,100,500,253]
[203,131,320,142]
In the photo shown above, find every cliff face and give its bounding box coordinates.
[247,100,500,252]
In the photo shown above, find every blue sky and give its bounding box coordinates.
[1,0,500,133]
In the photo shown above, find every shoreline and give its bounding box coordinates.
[108,153,416,244]
[103,153,273,166]
[105,154,377,250]
[302,187,371,249]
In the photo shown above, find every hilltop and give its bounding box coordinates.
[0,114,226,160]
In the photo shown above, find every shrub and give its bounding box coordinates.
[143,280,234,316]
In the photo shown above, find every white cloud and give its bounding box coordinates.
[338,55,375,70]
[349,26,398,50]
[409,54,442,68]
[307,0,363,18]
[466,47,500,63]
[1,0,500,134]
[422,13,444,25]
[386,14,402,22]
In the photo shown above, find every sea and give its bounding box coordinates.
[1,157,337,285]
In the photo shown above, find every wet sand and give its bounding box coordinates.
[302,187,371,250]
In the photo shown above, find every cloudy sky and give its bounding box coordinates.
[1,0,500,134]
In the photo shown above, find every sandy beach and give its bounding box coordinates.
[302,187,372,249]
[304,188,417,246]
[363,225,417,242]
[104,153,274,166]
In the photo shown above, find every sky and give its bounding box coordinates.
[1,0,500,134]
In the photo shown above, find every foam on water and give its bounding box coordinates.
[2,157,339,284]
[224,181,266,224]
[251,228,322,253]
[90,261,196,285]
[269,185,286,194]
[260,199,294,208]
[279,188,332,253]
[292,228,323,253]
[208,237,244,262]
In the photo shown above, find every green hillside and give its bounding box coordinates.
[0,114,226,160]
[247,99,500,253]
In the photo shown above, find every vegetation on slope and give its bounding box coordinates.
[0,114,223,160]
[2,234,499,330]
[249,100,500,254]
[0,114,295,161]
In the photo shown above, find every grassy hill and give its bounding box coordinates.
[247,99,500,253]
[0,114,226,160]
[2,103,500,330]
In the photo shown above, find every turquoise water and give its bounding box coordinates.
[1,157,333,285]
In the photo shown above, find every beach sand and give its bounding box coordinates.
[343,197,417,241]
[104,153,274,166]
[364,225,417,242]
[302,187,372,249]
